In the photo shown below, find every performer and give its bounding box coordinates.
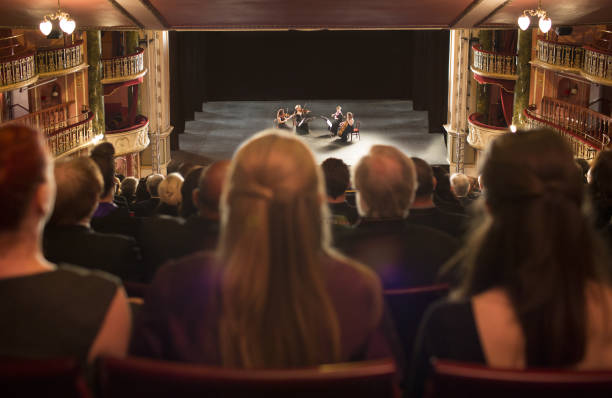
[275,108,292,130]
[293,104,310,135]
[337,112,354,142]
[330,105,343,135]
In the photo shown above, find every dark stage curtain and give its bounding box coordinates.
[169,30,449,149]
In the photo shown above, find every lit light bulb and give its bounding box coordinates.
[518,14,531,31]
[510,124,517,133]
[59,17,76,34]
[538,16,552,33]
[39,20,52,36]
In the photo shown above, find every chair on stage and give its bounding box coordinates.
[98,356,397,398]
[384,284,449,361]
[349,121,360,141]
[0,357,91,398]
[427,359,612,398]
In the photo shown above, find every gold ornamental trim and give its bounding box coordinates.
[0,74,39,93]
[470,66,518,81]
[101,68,148,85]
[39,63,89,79]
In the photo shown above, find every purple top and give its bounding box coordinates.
[132,251,392,365]
[92,202,118,218]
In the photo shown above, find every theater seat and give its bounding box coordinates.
[384,284,449,360]
[0,357,91,398]
[428,360,612,398]
[98,356,397,398]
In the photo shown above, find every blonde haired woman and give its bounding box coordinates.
[156,172,184,217]
[133,129,390,368]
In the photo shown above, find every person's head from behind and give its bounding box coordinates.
[321,158,350,201]
[179,166,204,218]
[194,160,230,220]
[0,125,53,242]
[90,142,116,200]
[353,145,417,218]
[459,128,610,367]
[411,157,435,202]
[120,177,138,200]
[157,173,184,207]
[50,157,103,226]
[146,174,164,198]
[450,173,470,198]
[588,150,612,209]
[218,129,340,368]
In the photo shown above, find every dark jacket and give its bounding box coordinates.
[43,224,144,282]
[406,206,469,240]
[133,197,161,217]
[91,204,140,238]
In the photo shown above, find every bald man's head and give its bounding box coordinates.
[194,160,230,219]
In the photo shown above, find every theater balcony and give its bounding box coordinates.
[0,50,37,93]
[470,44,518,81]
[45,111,99,159]
[36,40,88,79]
[581,46,612,86]
[524,97,611,160]
[105,116,150,177]
[101,48,147,85]
[467,113,510,151]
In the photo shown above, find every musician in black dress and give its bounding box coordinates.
[337,112,354,143]
[330,105,343,135]
[293,105,310,135]
[275,109,292,130]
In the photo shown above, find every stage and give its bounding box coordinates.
[174,100,448,167]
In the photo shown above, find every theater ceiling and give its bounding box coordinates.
[1,0,611,30]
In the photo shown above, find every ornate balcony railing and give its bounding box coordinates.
[36,41,85,77]
[0,51,37,92]
[582,46,612,83]
[467,113,510,150]
[101,48,146,84]
[524,97,610,160]
[471,45,517,80]
[535,38,583,70]
[9,101,73,131]
[46,111,96,158]
[105,116,150,156]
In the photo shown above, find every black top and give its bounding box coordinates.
[294,113,309,135]
[408,299,484,398]
[43,224,143,282]
[406,207,469,240]
[339,122,353,142]
[133,198,161,217]
[0,265,119,363]
[335,219,459,289]
[328,201,359,226]
[91,206,139,238]
[155,202,179,217]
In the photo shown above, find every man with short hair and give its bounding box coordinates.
[335,145,459,289]
[321,158,359,226]
[43,157,143,281]
[450,172,474,209]
[132,174,164,217]
[406,158,468,239]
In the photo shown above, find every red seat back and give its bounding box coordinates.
[384,284,449,361]
[99,356,397,398]
[0,357,90,398]
[428,360,612,398]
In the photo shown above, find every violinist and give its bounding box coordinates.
[337,112,354,142]
[275,108,292,130]
[293,104,310,135]
[330,105,343,135]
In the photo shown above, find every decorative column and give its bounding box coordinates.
[512,28,532,127]
[126,31,142,115]
[86,30,105,136]
[476,30,492,121]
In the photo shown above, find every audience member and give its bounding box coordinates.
[156,172,184,217]
[90,143,139,237]
[137,161,229,278]
[588,150,612,229]
[410,130,612,397]
[178,161,196,178]
[133,130,392,367]
[406,157,468,240]
[0,125,130,363]
[119,176,139,208]
[132,174,164,217]
[450,172,474,209]
[321,157,359,226]
[576,157,590,184]
[432,166,464,214]
[179,166,204,218]
[134,176,151,203]
[43,157,143,282]
[335,146,459,289]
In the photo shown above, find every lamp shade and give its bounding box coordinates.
[518,14,531,30]
[39,20,52,36]
[538,17,552,33]
[59,17,76,34]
